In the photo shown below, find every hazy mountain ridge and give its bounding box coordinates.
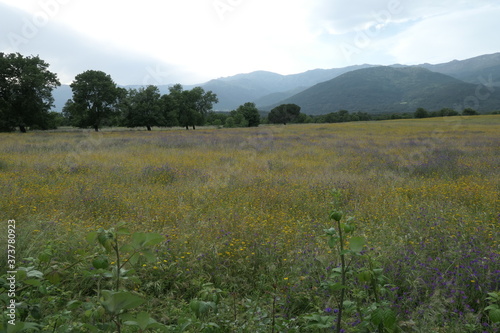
[51,52,500,113]
[269,66,500,114]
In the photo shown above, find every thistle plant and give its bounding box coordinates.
[314,189,398,333]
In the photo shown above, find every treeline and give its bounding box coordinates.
[63,73,219,131]
[2,53,498,133]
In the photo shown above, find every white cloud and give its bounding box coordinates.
[1,0,499,84]
[388,4,500,65]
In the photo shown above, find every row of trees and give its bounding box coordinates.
[0,53,493,133]
[63,70,219,131]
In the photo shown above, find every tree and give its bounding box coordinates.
[236,102,260,127]
[0,53,60,132]
[123,85,163,130]
[414,107,429,118]
[165,84,218,130]
[68,70,119,131]
[189,87,218,123]
[268,103,301,125]
[462,108,479,115]
[439,108,458,117]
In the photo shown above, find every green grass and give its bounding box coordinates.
[1,116,499,332]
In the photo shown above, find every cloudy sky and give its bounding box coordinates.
[1,0,499,85]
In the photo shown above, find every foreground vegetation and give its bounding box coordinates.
[1,116,499,332]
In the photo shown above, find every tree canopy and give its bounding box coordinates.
[268,103,301,125]
[0,53,60,132]
[66,70,120,131]
[123,85,163,131]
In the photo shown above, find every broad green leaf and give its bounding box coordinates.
[489,308,500,323]
[382,308,397,328]
[131,232,164,248]
[349,236,366,253]
[358,270,373,282]
[67,300,82,310]
[86,231,98,244]
[327,282,346,292]
[7,322,40,333]
[38,250,52,263]
[26,269,43,279]
[45,270,62,285]
[100,290,144,314]
[323,227,336,236]
[24,279,41,287]
[122,311,164,330]
[328,237,338,249]
[141,249,157,263]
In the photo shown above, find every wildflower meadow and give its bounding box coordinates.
[1,115,499,332]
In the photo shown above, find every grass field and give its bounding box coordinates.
[1,116,499,332]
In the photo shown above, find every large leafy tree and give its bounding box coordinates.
[236,102,260,127]
[123,85,163,131]
[68,70,119,131]
[189,86,218,126]
[0,53,60,132]
[166,84,218,130]
[268,103,301,125]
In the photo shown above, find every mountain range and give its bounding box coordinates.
[52,52,500,114]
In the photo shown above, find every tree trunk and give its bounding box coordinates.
[185,125,189,130]
[94,124,99,132]
[146,125,152,131]
[192,124,196,130]
[19,125,27,133]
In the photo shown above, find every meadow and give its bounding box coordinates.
[1,115,499,332]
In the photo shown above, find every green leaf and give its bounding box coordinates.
[327,282,346,292]
[86,231,98,244]
[92,255,109,270]
[328,237,338,248]
[67,300,82,310]
[38,250,52,263]
[24,279,42,287]
[7,322,41,333]
[349,236,366,253]
[97,228,115,252]
[45,269,62,285]
[26,269,43,279]
[358,270,373,282]
[141,249,157,263]
[382,308,397,328]
[324,227,337,236]
[100,290,144,314]
[489,308,500,323]
[131,232,164,248]
[190,300,217,318]
[342,223,355,233]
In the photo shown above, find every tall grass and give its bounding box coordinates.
[1,116,499,331]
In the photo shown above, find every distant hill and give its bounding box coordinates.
[50,52,500,113]
[418,52,500,86]
[267,66,500,115]
[199,65,376,110]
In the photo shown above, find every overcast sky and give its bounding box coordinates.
[1,0,499,85]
